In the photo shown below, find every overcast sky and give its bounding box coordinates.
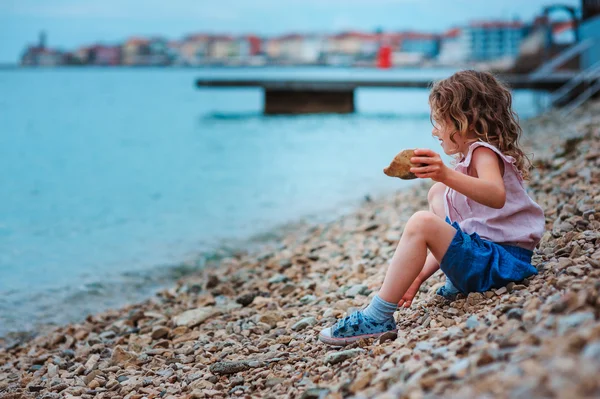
[0,0,580,63]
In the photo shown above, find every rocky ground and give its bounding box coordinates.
[1,101,599,399]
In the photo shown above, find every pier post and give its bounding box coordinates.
[264,89,355,115]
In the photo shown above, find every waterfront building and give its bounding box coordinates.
[123,37,150,66]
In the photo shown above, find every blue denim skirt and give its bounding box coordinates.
[437,217,537,299]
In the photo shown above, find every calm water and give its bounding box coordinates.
[0,67,548,339]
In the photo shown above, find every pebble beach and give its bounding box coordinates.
[1,100,600,399]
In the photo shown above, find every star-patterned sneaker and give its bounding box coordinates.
[318,310,397,346]
[436,278,462,301]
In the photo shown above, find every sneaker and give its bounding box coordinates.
[318,310,397,346]
[436,278,462,301]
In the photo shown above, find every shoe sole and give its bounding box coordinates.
[318,330,398,346]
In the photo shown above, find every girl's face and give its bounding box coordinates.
[432,118,470,156]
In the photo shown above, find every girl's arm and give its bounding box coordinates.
[410,147,507,209]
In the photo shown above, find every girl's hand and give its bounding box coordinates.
[410,149,449,182]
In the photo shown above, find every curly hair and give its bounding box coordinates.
[428,70,531,179]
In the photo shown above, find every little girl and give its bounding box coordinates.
[319,70,545,346]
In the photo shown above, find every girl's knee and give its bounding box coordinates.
[427,183,446,204]
[406,211,438,236]
[428,183,447,219]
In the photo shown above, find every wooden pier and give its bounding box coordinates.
[196,73,577,115]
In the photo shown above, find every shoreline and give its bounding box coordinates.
[0,179,407,346]
[1,101,600,398]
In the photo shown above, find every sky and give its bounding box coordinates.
[0,0,580,63]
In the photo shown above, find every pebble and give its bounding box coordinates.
[324,348,365,365]
[345,284,369,298]
[229,375,245,387]
[300,294,317,304]
[432,346,449,359]
[60,349,75,358]
[445,326,464,339]
[83,354,100,373]
[229,385,249,395]
[258,312,283,328]
[235,292,256,307]
[291,317,317,331]
[151,325,170,340]
[445,307,460,316]
[300,387,330,399]
[582,341,600,361]
[415,341,433,351]
[268,274,288,284]
[280,283,296,296]
[47,363,58,378]
[350,370,374,393]
[265,377,285,387]
[385,231,401,242]
[378,331,398,344]
[110,346,136,366]
[209,361,251,375]
[172,307,221,327]
[557,312,596,335]
[205,274,219,289]
[506,308,525,321]
[466,315,480,329]
[449,358,470,378]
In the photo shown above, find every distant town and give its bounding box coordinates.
[21,16,574,69]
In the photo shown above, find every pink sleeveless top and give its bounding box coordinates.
[444,141,545,251]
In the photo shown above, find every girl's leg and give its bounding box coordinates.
[378,211,457,304]
[427,183,461,299]
[428,182,447,219]
[319,211,457,346]
[319,211,456,345]
[397,183,448,307]
[398,252,438,307]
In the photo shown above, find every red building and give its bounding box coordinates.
[247,35,262,56]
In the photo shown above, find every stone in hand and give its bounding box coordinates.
[383,149,419,180]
